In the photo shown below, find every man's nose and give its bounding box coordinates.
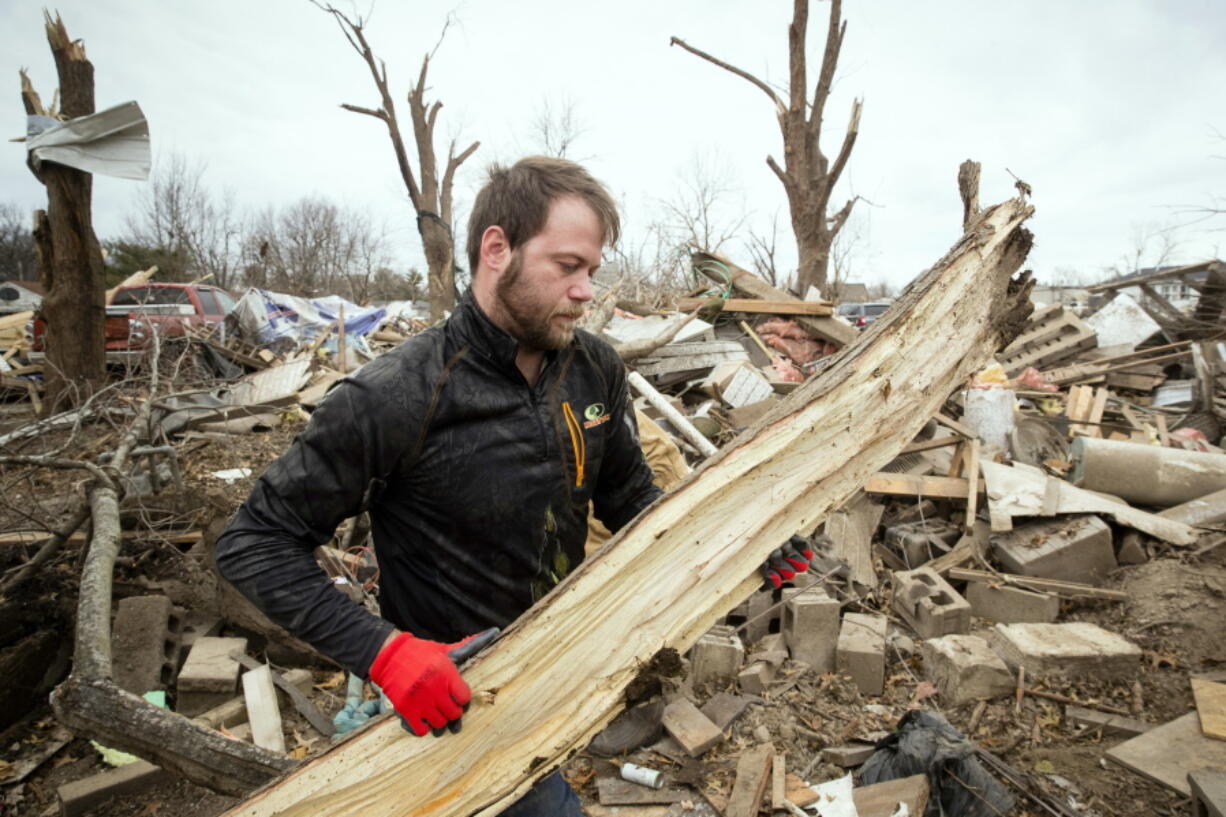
[568,276,593,302]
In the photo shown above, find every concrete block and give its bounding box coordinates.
[965,582,1060,624]
[691,625,745,685]
[1160,487,1226,527]
[57,761,169,817]
[739,634,786,694]
[837,613,887,696]
[1189,769,1226,817]
[988,622,1141,680]
[920,634,1014,706]
[743,588,774,644]
[782,586,840,672]
[111,595,179,696]
[821,742,876,767]
[884,518,961,568]
[891,567,971,638]
[1116,532,1148,565]
[176,636,247,717]
[990,515,1117,585]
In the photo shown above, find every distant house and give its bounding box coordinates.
[0,280,43,314]
[1098,265,1209,313]
[833,282,869,303]
[1031,285,1091,314]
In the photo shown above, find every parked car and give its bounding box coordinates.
[30,282,237,363]
[836,301,891,329]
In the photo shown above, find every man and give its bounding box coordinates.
[216,157,817,815]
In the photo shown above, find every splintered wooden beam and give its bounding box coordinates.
[226,198,1035,817]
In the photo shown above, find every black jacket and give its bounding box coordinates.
[215,294,662,677]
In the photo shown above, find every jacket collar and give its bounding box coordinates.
[449,291,563,375]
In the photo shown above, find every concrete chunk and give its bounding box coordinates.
[991,515,1117,585]
[965,582,1060,623]
[176,636,247,717]
[989,622,1141,680]
[837,613,887,696]
[111,595,178,696]
[782,586,840,672]
[891,567,971,638]
[921,634,1014,706]
[57,761,168,817]
[690,625,745,686]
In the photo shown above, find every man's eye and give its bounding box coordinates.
[561,262,579,274]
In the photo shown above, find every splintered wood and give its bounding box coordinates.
[224,198,1035,817]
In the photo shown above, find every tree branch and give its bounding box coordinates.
[821,98,862,206]
[441,140,480,227]
[339,103,387,121]
[810,0,846,139]
[766,155,793,193]
[670,36,786,114]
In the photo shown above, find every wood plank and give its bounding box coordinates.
[863,473,971,500]
[691,250,858,346]
[964,439,981,533]
[661,698,723,757]
[725,742,773,817]
[1105,712,1226,795]
[823,491,885,589]
[771,753,786,812]
[241,666,286,754]
[852,774,929,817]
[900,436,961,455]
[675,297,833,316]
[1192,679,1226,741]
[223,197,1036,817]
[596,779,690,806]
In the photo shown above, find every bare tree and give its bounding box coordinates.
[659,150,748,257]
[532,95,586,159]
[745,210,784,288]
[0,202,38,281]
[19,13,107,410]
[241,196,391,301]
[672,0,862,294]
[124,152,242,288]
[315,4,479,321]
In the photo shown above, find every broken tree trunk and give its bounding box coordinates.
[226,197,1034,817]
[20,13,108,410]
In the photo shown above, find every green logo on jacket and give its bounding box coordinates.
[584,403,605,421]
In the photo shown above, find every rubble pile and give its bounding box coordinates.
[1,255,1225,817]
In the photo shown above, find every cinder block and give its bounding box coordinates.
[783,586,840,672]
[738,634,786,695]
[111,595,180,696]
[891,568,971,638]
[920,634,1014,706]
[884,519,961,568]
[988,622,1141,680]
[690,625,745,686]
[965,582,1059,624]
[837,613,887,696]
[58,760,169,817]
[990,515,1117,585]
[176,636,247,717]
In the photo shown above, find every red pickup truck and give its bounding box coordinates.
[31,283,238,363]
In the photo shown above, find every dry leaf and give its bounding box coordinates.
[288,745,309,760]
[142,800,162,815]
[315,671,346,690]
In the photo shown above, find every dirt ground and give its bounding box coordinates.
[1,401,1223,816]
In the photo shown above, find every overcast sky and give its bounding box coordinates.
[3,0,1224,292]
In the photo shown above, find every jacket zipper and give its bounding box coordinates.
[561,402,586,488]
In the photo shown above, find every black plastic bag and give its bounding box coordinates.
[859,709,1015,817]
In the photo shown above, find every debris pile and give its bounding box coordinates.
[1,254,1225,817]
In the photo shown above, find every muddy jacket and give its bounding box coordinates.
[215,294,662,677]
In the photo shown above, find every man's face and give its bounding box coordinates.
[492,196,603,351]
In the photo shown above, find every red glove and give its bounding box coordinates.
[369,628,499,737]
[760,535,819,590]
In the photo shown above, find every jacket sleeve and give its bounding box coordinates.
[592,358,663,533]
[214,367,411,677]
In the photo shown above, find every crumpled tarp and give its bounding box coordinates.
[26,101,150,180]
[229,288,385,349]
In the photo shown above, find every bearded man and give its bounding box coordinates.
[216,157,820,815]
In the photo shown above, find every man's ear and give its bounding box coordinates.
[478,225,510,275]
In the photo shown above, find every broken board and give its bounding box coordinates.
[1193,679,1226,741]
[224,197,1036,817]
[1106,712,1226,795]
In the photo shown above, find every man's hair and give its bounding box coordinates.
[466,156,620,273]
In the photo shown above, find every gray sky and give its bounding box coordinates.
[3,0,1224,291]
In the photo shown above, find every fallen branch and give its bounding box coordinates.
[614,309,702,361]
[224,195,1034,817]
